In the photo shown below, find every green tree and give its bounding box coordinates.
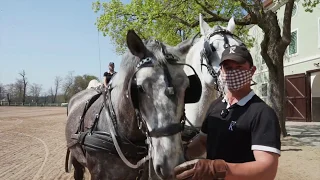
[72,75,99,94]
[93,0,319,136]
[92,0,254,54]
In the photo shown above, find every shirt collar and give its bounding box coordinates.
[222,90,256,108]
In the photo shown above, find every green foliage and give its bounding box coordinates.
[72,75,99,94]
[302,0,320,12]
[61,74,99,102]
[92,0,253,54]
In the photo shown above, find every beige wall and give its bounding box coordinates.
[311,71,320,97]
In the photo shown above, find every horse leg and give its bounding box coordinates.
[71,155,85,180]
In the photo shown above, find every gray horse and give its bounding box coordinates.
[65,30,200,180]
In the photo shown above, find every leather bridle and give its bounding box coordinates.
[200,29,246,94]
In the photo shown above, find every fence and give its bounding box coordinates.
[0,101,68,107]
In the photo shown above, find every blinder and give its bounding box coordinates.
[130,64,202,105]
[185,73,202,103]
[160,43,202,104]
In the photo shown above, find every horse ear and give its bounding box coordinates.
[175,32,199,55]
[199,13,210,36]
[175,39,193,55]
[126,30,146,59]
[226,16,236,33]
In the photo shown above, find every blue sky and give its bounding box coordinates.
[0,0,129,93]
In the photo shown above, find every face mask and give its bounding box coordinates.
[219,69,252,91]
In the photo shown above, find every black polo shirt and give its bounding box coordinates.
[201,91,281,163]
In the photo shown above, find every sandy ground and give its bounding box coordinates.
[0,106,319,180]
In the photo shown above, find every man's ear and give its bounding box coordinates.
[251,66,257,75]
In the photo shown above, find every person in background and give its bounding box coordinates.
[103,62,117,87]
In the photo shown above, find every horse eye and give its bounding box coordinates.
[137,85,145,93]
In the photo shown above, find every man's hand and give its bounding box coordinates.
[174,159,228,180]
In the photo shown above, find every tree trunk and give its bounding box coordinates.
[268,58,288,137]
[23,84,26,105]
[258,11,288,137]
[7,93,11,106]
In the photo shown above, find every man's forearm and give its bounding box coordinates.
[226,160,278,180]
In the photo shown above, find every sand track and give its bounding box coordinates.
[0,106,319,180]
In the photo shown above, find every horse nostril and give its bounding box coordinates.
[155,164,172,179]
[156,165,164,178]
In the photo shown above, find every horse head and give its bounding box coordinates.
[183,14,246,127]
[111,30,198,179]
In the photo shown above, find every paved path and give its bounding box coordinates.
[282,122,320,147]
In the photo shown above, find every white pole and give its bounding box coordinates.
[98,30,102,81]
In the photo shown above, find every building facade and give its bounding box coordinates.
[248,0,320,122]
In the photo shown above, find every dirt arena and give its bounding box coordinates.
[0,106,319,180]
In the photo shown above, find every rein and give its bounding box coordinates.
[102,86,151,169]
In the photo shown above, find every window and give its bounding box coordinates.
[318,17,320,48]
[261,83,267,97]
[292,2,297,17]
[288,30,298,55]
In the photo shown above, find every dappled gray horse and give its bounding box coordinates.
[65,30,201,180]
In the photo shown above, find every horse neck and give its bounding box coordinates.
[184,39,204,74]
[185,84,218,127]
[184,39,220,127]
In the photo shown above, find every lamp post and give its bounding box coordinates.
[97,29,102,81]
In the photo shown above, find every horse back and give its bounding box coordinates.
[65,88,103,147]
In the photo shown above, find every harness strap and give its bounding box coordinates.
[106,87,118,131]
[67,91,103,150]
[88,103,105,133]
[80,131,147,158]
[76,92,103,134]
[102,87,151,169]
[149,123,184,137]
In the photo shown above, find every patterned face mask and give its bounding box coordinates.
[219,69,252,91]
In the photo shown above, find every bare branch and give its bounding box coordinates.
[279,0,295,50]
[194,0,217,17]
[30,83,42,103]
[52,76,62,103]
[18,70,28,105]
[260,33,277,73]
[62,71,74,102]
[253,0,264,10]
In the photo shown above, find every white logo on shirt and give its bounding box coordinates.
[228,121,237,131]
[229,46,236,54]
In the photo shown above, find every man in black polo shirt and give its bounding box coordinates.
[103,62,117,87]
[174,46,281,180]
